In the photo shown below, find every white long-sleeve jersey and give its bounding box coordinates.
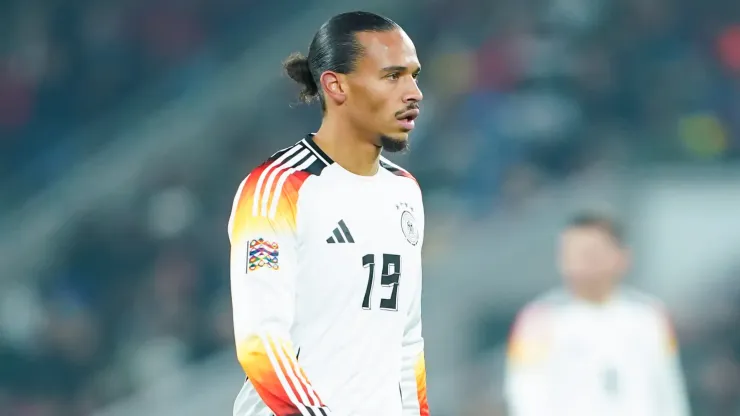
[504,287,690,416]
[227,135,429,416]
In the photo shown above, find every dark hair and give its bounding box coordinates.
[283,11,399,108]
[566,211,625,245]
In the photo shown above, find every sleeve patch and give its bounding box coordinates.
[248,238,280,272]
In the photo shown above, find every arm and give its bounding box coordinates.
[400,273,429,416]
[655,310,691,416]
[504,306,555,416]
[228,171,331,416]
[400,195,429,416]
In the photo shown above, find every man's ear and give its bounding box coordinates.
[320,71,347,106]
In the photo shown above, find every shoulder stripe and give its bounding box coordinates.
[268,144,299,161]
[231,140,327,242]
[258,148,311,217]
[269,155,317,220]
[301,137,331,166]
[379,157,418,184]
[252,145,304,216]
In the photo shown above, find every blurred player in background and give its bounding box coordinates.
[504,212,690,416]
[227,11,428,416]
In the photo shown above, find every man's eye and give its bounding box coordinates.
[387,73,400,80]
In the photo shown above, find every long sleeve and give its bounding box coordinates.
[400,193,429,416]
[504,306,555,416]
[228,170,332,416]
[400,272,429,416]
[655,311,691,416]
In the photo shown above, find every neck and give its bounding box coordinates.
[313,113,381,176]
[570,284,615,305]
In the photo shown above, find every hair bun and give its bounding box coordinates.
[283,52,319,103]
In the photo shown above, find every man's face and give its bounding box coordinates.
[344,29,423,152]
[558,226,628,290]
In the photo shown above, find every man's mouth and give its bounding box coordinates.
[396,108,420,123]
[396,109,419,131]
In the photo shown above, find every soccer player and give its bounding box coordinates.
[226,11,428,416]
[504,212,690,416]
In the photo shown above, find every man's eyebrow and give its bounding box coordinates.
[380,65,409,72]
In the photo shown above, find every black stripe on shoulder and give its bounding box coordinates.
[300,134,333,175]
[302,156,330,176]
[259,137,332,176]
[264,145,294,163]
[380,158,418,185]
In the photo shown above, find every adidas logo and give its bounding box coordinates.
[326,220,355,244]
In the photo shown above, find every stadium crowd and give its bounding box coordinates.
[0,0,310,208]
[3,0,740,414]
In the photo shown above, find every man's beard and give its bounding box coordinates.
[379,134,409,153]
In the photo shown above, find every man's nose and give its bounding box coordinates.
[403,79,423,103]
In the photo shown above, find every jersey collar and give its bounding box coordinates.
[303,133,335,166]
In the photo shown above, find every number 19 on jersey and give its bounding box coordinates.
[361,253,401,311]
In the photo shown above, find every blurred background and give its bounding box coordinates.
[3,0,740,415]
